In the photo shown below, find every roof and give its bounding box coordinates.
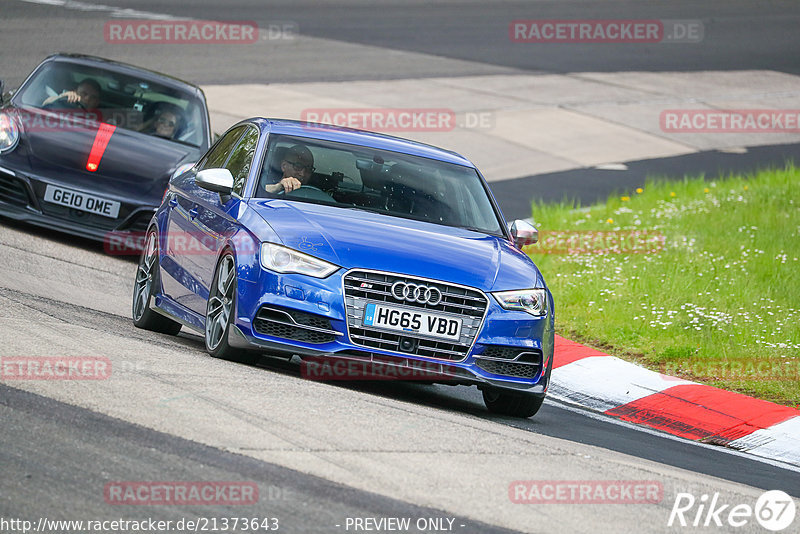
[44,53,204,94]
[254,118,475,167]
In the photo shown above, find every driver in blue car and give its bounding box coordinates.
[263,144,315,194]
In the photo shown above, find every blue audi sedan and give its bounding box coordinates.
[132,118,554,417]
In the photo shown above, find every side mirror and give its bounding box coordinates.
[508,219,538,248]
[196,168,234,194]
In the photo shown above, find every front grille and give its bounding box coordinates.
[481,346,527,360]
[0,171,30,207]
[343,270,488,361]
[39,202,120,230]
[474,346,542,379]
[253,306,339,344]
[476,359,541,379]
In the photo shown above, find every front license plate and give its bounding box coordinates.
[43,185,120,219]
[362,302,462,341]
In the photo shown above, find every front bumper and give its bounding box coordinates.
[230,267,555,395]
[0,164,156,246]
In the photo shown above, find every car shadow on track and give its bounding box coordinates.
[172,327,511,421]
[0,214,140,263]
[251,351,536,423]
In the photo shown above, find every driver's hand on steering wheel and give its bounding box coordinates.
[43,90,79,106]
[42,90,87,110]
[59,90,82,104]
[270,176,303,193]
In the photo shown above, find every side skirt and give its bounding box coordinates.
[152,293,205,333]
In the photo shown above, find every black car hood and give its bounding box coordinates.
[18,108,198,201]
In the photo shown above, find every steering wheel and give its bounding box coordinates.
[43,98,86,111]
[278,185,324,194]
[278,185,334,201]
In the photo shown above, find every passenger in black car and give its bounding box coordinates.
[138,104,184,141]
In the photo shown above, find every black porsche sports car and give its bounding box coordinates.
[0,54,211,245]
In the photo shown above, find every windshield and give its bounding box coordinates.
[255,134,504,236]
[15,60,208,148]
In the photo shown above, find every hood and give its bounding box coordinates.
[16,107,198,202]
[249,199,544,291]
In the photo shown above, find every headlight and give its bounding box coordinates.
[0,112,20,154]
[493,289,548,317]
[260,243,338,278]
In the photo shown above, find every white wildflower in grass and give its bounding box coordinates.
[529,165,799,404]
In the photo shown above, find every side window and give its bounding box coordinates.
[223,126,259,197]
[197,126,246,171]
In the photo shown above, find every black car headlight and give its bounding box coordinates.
[260,243,338,278]
[492,289,548,317]
[0,112,20,154]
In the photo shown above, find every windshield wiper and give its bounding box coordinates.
[340,207,500,236]
[342,205,386,215]
[451,224,491,234]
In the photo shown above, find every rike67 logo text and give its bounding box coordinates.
[668,490,796,531]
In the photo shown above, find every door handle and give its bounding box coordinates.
[189,208,198,220]
[168,197,178,208]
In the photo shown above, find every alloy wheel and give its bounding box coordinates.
[206,255,236,350]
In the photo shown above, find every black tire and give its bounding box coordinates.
[205,252,258,364]
[132,230,182,335]
[482,389,545,418]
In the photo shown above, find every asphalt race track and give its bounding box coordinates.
[1,219,798,533]
[5,0,800,85]
[1,2,799,533]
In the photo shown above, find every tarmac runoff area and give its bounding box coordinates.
[202,69,800,184]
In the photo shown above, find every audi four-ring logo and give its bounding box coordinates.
[390,281,443,306]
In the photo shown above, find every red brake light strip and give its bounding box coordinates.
[86,123,116,172]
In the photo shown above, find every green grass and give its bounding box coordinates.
[528,164,800,407]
